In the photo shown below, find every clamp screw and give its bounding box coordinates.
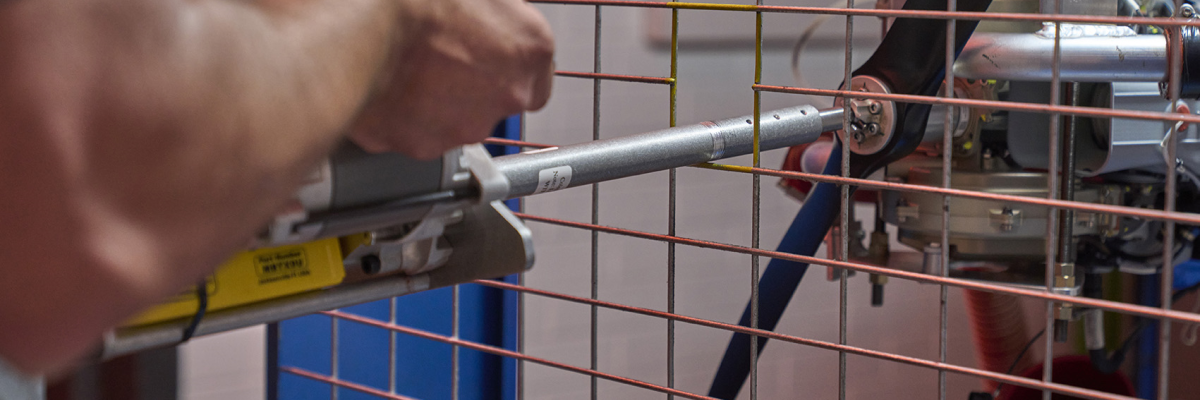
[868,101,882,115]
[849,123,866,142]
[865,123,881,136]
[361,254,383,275]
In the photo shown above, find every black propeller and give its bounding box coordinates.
[707,0,994,398]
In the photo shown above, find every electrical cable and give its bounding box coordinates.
[180,280,210,343]
[977,279,1200,399]
[707,142,845,399]
[989,328,1046,399]
[1083,278,1200,376]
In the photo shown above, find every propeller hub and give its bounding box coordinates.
[835,75,897,155]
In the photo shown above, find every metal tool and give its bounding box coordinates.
[102,105,843,358]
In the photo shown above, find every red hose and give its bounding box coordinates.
[964,290,1032,392]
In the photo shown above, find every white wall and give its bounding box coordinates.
[177,326,265,400]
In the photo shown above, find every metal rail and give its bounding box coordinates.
[530,0,1200,27]
[469,280,1138,400]
[512,213,1200,326]
[321,310,718,400]
[754,85,1200,124]
[954,33,1168,82]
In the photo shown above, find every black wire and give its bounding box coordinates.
[1081,280,1200,377]
[980,281,1200,399]
[180,280,209,343]
[990,328,1046,398]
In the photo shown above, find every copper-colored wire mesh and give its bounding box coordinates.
[279,0,1200,399]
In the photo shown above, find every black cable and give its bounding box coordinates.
[972,282,1199,400]
[989,328,1046,398]
[180,280,209,343]
[1083,279,1200,376]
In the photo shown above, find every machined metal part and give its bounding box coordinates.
[923,243,944,276]
[1035,0,1115,18]
[267,143,514,250]
[1083,307,1106,350]
[337,146,510,277]
[881,168,1119,260]
[1008,82,1200,176]
[918,79,996,162]
[265,145,465,246]
[834,76,897,156]
[494,105,841,198]
[102,200,533,360]
[954,32,1167,82]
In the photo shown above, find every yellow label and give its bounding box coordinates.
[255,247,310,284]
[125,237,346,326]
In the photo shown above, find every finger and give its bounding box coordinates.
[528,60,554,111]
[347,131,394,154]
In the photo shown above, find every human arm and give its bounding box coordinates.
[0,0,551,375]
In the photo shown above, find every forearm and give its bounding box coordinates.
[0,0,397,374]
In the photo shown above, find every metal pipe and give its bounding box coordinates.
[494,106,842,198]
[953,33,1168,82]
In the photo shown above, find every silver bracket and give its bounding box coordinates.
[988,207,1023,232]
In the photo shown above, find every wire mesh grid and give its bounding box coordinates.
[274,1,1200,399]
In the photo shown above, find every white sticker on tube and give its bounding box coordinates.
[533,166,573,194]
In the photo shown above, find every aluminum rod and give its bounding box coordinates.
[494,106,842,198]
[490,137,1200,226]
[953,33,1167,82]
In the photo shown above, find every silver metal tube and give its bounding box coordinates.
[495,105,842,198]
[953,33,1167,82]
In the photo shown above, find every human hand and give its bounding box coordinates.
[347,0,555,159]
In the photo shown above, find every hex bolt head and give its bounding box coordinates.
[360,255,383,275]
[866,123,881,136]
[868,101,882,115]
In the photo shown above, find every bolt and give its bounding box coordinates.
[868,101,882,115]
[866,123,881,136]
[361,255,382,275]
[1183,3,1196,17]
